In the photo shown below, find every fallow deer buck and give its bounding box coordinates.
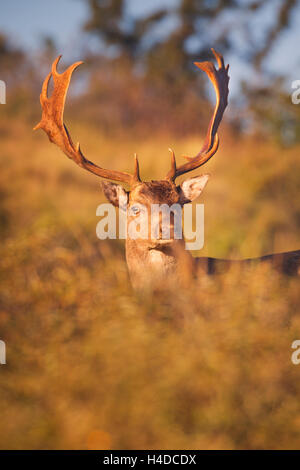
[34,50,300,290]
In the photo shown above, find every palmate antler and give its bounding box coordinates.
[166,49,229,181]
[34,56,141,185]
[35,51,228,185]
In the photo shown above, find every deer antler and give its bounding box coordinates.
[34,55,140,185]
[166,49,229,181]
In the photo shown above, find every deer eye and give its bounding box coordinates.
[129,205,140,216]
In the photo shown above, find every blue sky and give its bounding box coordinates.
[0,0,87,56]
[1,0,300,94]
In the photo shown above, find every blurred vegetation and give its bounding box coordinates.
[1,0,300,138]
[82,0,300,139]
[0,114,300,449]
[0,0,300,450]
[83,0,297,77]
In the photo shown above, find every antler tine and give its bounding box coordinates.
[166,49,229,181]
[167,135,219,180]
[168,148,176,180]
[133,153,141,183]
[34,55,136,186]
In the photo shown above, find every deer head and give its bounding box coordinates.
[34,50,229,288]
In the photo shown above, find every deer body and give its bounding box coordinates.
[127,240,300,289]
[34,51,300,290]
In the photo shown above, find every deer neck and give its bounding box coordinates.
[125,238,194,289]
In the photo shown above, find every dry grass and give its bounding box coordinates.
[0,114,300,449]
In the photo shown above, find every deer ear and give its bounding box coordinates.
[101,181,129,211]
[177,174,210,204]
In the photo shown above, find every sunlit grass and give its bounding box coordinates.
[0,117,300,449]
